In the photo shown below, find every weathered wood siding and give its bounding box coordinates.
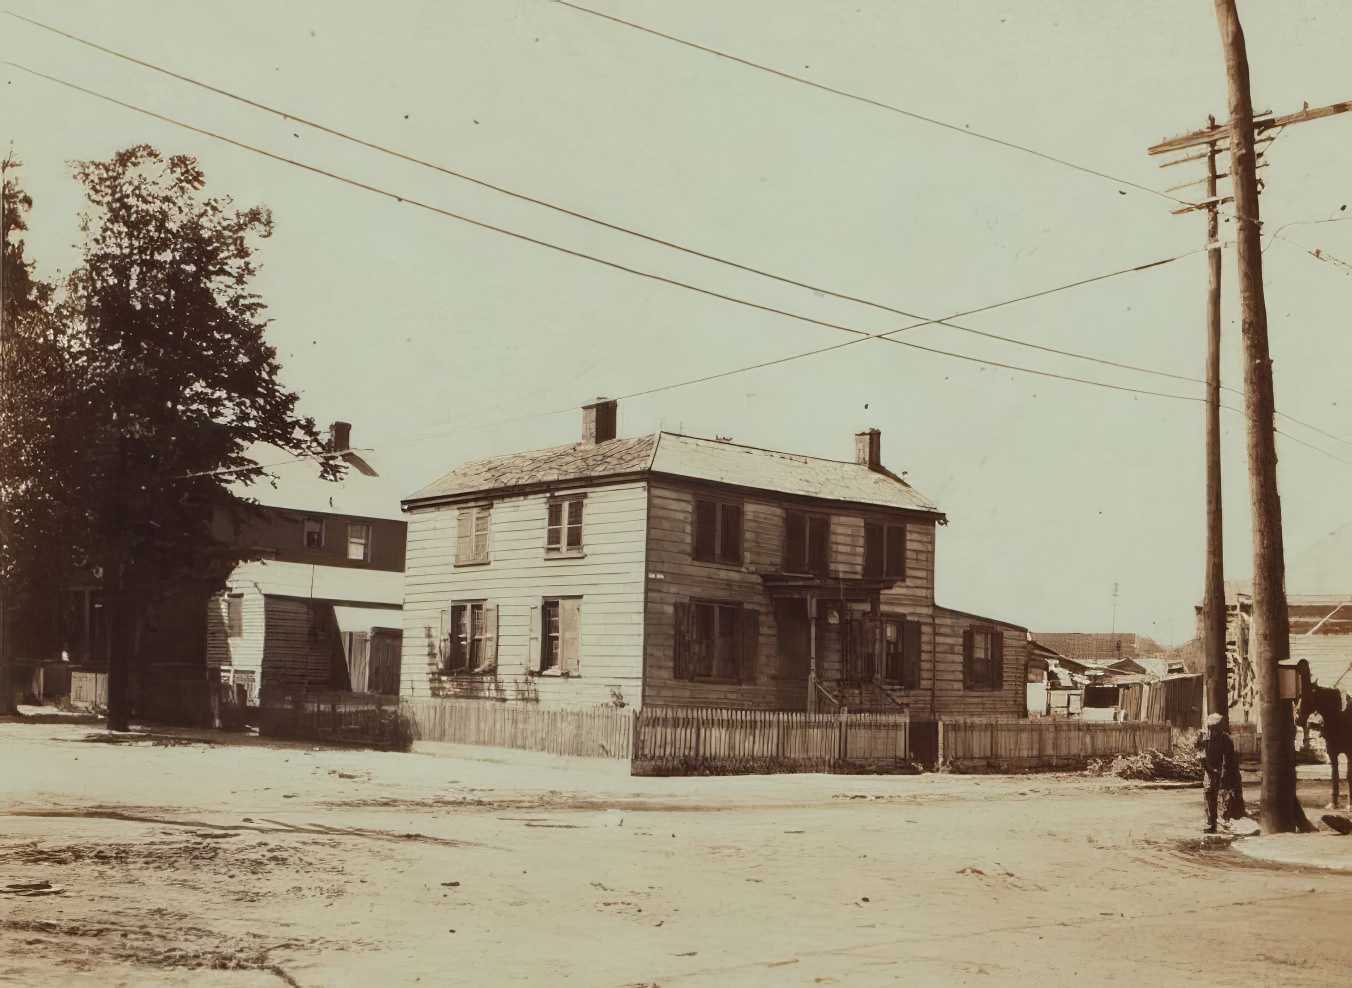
[205,580,266,681]
[401,481,648,708]
[259,598,349,698]
[931,606,1027,720]
[643,479,938,710]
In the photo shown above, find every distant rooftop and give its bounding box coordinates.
[404,431,941,515]
[230,428,406,522]
[1031,632,1166,666]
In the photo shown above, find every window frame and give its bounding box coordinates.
[864,522,907,580]
[303,516,325,549]
[881,616,922,689]
[545,496,586,558]
[443,601,496,675]
[692,497,743,567]
[226,594,244,639]
[962,626,1005,692]
[784,511,831,578]
[674,598,758,684]
[347,522,373,562]
[455,505,492,567]
[538,597,582,675]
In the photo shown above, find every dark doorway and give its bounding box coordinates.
[774,598,810,680]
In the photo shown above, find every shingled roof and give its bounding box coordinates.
[404,432,940,514]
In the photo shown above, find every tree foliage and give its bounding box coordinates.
[2,146,332,726]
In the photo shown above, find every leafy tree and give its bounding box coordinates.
[4,146,331,729]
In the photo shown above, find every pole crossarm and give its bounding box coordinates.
[1149,99,1352,156]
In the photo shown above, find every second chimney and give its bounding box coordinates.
[582,399,618,444]
[329,421,352,452]
[855,428,882,471]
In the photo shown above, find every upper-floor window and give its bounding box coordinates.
[785,511,830,577]
[347,523,373,562]
[963,627,1004,691]
[226,594,244,638]
[455,506,491,566]
[546,497,585,557]
[693,498,742,566]
[864,522,907,580]
[303,517,325,549]
[444,601,497,674]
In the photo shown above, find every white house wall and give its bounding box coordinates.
[401,481,648,708]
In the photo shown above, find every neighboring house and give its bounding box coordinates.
[400,400,1029,718]
[206,423,407,702]
[1031,632,1166,667]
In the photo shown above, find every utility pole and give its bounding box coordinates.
[0,154,14,718]
[1148,6,1352,832]
[1217,0,1292,834]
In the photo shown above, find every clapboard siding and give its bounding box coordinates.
[401,481,648,708]
[931,606,1027,719]
[205,580,266,680]
[260,597,348,698]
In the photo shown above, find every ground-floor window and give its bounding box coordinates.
[444,601,497,674]
[882,617,922,689]
[540,598,582,675]
[963,626,1004,691]
[674,600,758,683]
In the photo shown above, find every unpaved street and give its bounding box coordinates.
[2,723,1351,987]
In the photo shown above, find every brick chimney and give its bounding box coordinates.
[582,399,618,444]
[329,421,352,452]
[855,429,882,471]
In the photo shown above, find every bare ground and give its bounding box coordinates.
[2,723,1350,986]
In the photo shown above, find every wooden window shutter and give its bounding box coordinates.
[456,509,472,564]
[560,599,582,675]
[527,605,542,673]
[886,524,907,580]
[740,607,759,684]
[693,500,717,562]
[962,628,975,690]
[720,502,743,564]
[477,603,498,673]
[785,512,806,572]
[991,630,1005,690]
[673,601,691,680]
[807,517,831,577]
[864,523,883,578]
[440,605,455,669]
[903,619,922,690]
[473,508,490,562]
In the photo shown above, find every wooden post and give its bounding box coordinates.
[1213,0,1296,833]
[1202,119,1230,729]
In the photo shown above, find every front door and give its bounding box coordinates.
[774,598,811,680]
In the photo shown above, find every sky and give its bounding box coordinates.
[5,1,1352,646]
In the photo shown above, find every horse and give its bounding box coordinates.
[1295,659,1352,810]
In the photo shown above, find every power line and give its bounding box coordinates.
[552,1,1194,208]
[7,13,1213,390]
[5,63,1214,396]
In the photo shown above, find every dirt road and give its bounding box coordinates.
[2,722,1350,986]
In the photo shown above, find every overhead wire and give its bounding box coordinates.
[551,1,1196,208]
[5,12,1212,390]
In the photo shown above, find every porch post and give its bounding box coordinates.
[806,593,818,713]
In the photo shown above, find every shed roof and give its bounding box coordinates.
[227,559,404,607]
[405,432,939,514]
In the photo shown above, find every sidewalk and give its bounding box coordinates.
[1238,831,1352,871]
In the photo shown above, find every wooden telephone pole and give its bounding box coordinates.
[1149,2,1352,833]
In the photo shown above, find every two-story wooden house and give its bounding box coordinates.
[400,401,1028,719]
[206,423,407,702]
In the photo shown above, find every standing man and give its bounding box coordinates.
[1199,712,1240,832]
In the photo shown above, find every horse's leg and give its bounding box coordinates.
[1332,749,1341,810]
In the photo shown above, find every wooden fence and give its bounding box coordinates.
[1116,675,1204,730]
[260,692,411,750]
[401,696,634,759]
[940,719,1173,771]
[70,671,108,711]
[632,706,911,775]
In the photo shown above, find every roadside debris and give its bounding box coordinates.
[0,880,65,896]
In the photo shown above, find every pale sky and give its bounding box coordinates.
[5,1,1352,645]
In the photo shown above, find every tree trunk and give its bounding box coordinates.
[105,585,134,732]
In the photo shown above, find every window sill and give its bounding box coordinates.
[532,669,579,678]
[544,550,586,560]
[453,559,491,568]
[438,670,498,678]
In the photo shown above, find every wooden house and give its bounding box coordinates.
[400,401,1029,719]
[206,423,406,702]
